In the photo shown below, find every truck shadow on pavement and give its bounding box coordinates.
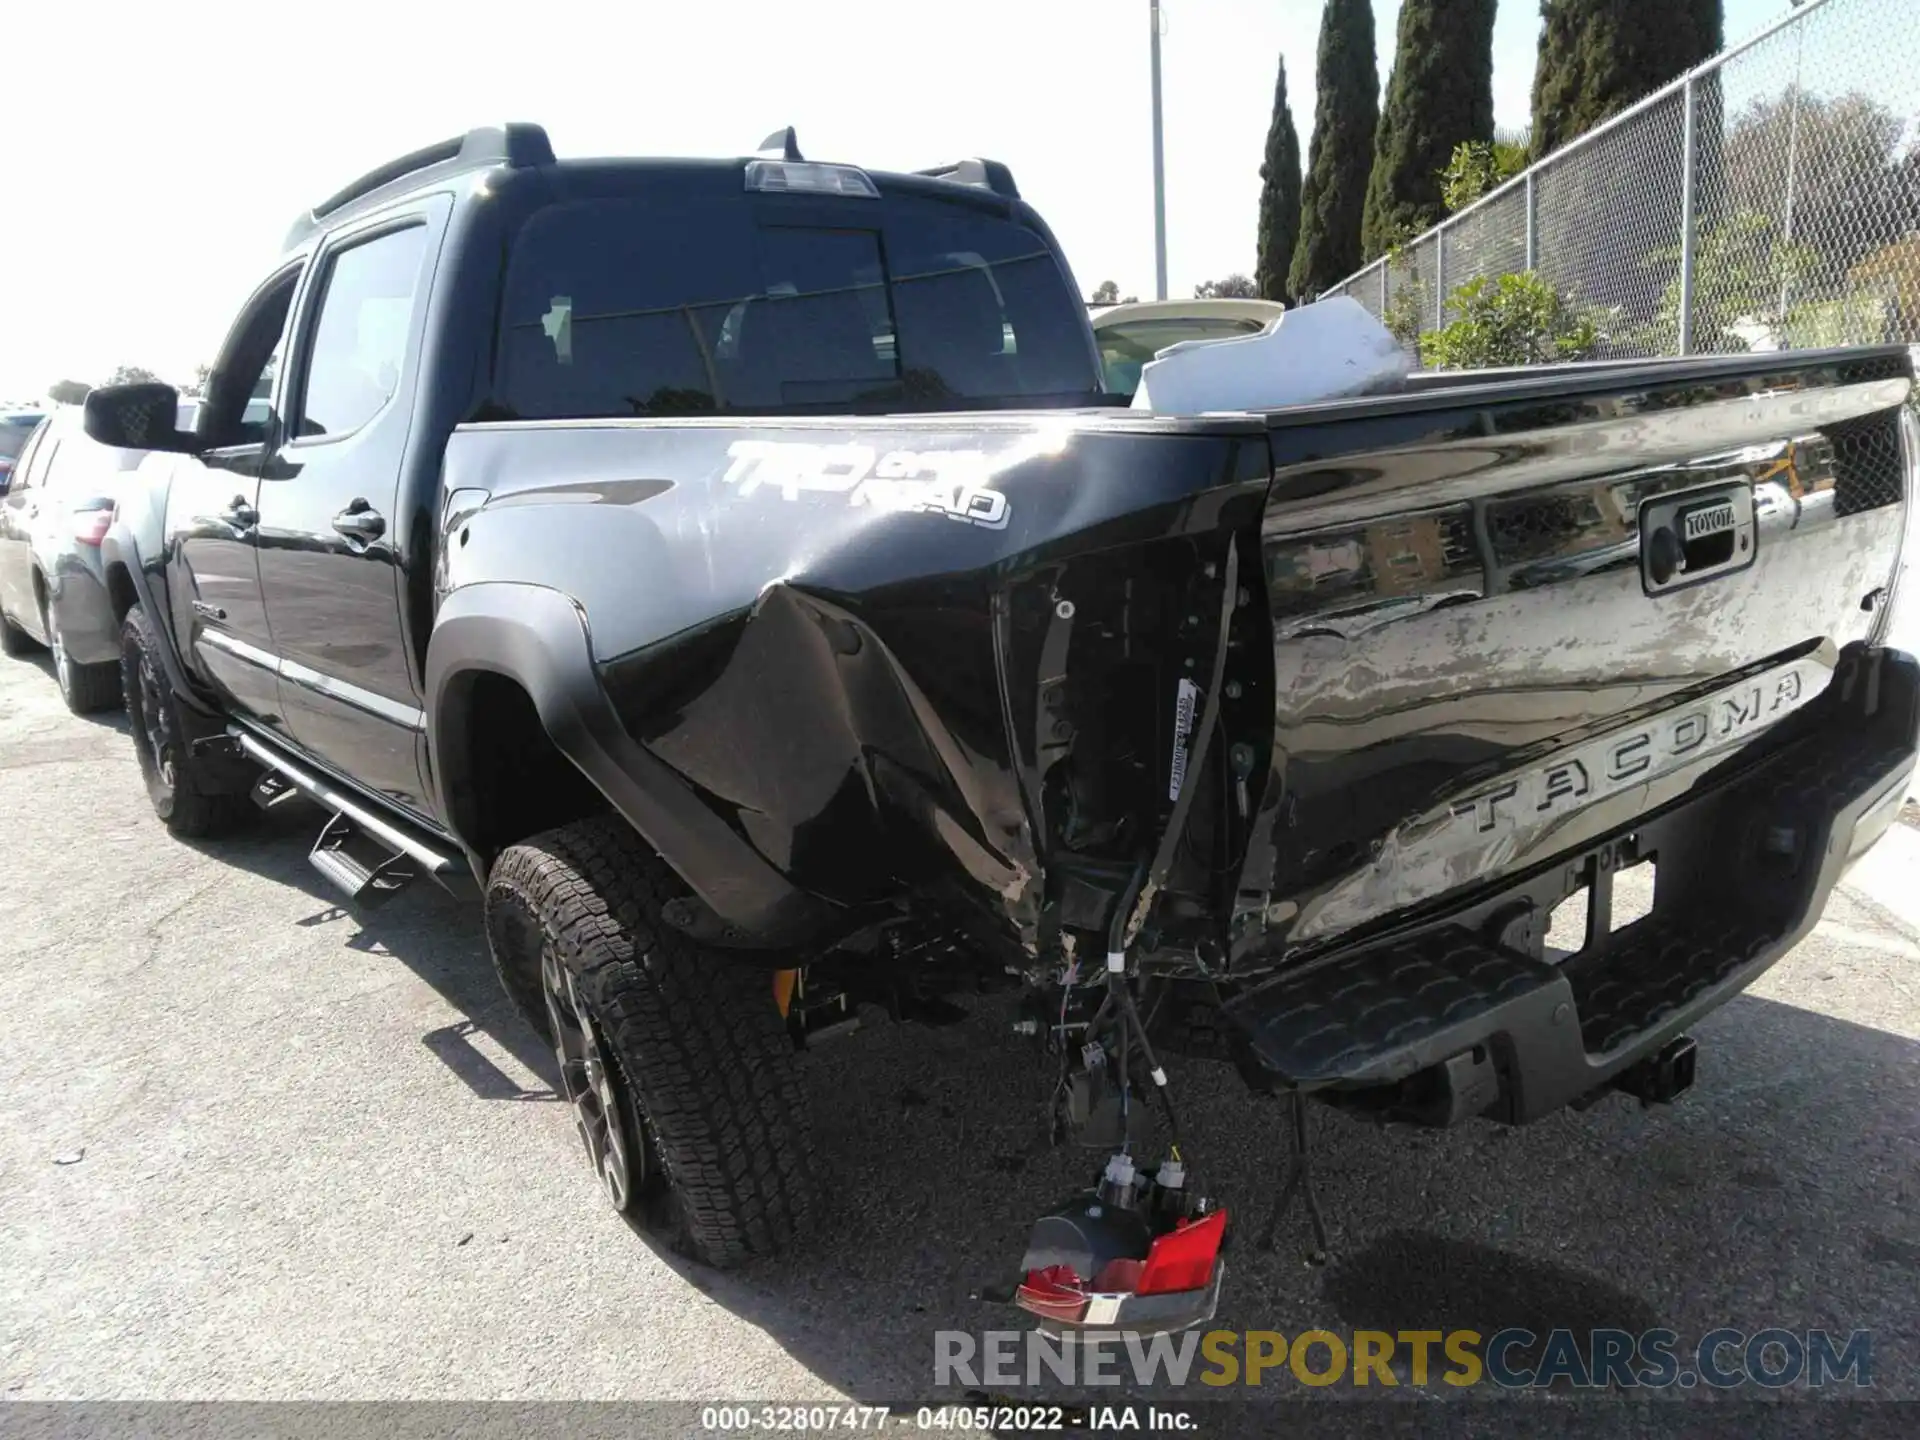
[195,798,563,1103]
[191,800,1920,1411]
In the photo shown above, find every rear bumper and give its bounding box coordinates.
[1227,645,1920,1124]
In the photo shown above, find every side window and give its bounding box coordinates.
[8,421,51,492]
[296,225,428,439]
[239,316,290,447]
[28,440,63,492]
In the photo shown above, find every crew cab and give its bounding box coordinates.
[82,123,1920,1327]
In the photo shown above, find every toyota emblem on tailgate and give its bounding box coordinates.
[1640,482,1756,594]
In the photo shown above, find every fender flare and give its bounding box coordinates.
[98,524,222,721]
[425,582,836,946]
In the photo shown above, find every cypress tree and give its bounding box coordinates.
[1361,0,1498,259]
[1289,0,1378,299]
[1255,56,1303,304]
[1531,0,1725,160]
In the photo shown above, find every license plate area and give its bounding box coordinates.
[1640,482,1756,594]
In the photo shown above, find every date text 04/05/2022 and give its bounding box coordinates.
[697,1405,1197,1432]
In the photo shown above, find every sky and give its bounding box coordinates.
[0,0,1797,402]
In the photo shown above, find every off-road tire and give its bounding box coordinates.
[485,817,819,1267]
[120,605,252,838]
[0,609,36,657]
[44,599,121,714]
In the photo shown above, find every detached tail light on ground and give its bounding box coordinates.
[1002,1153,1228,1338]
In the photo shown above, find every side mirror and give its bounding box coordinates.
[83,383,199,454]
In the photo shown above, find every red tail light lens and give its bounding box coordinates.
[1012,1207,1229,1332]
[1013,1266,1092,1325]
[1135,1209,1227,1295]
[75,507,114,547]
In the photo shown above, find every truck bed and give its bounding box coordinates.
[437,344,1914,999]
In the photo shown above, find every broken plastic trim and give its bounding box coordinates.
[1014,1211,1229,1335]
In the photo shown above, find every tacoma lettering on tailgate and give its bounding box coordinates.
[1295,656,1828,940]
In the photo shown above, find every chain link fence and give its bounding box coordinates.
[1330,0,1920,365]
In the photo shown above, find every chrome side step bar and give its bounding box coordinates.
[229,727,475,902]
[310,810,419,909]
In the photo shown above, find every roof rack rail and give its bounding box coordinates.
[286,124,554,248]
[914,158,1020,200]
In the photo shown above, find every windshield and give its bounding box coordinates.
[1097,317,1268,397]
[496,194,1100,419]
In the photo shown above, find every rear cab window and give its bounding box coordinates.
[493,180,1100,420]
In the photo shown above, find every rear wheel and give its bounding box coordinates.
[120,605,252,838]
[485,817,819,1267]
[44,598,121,714]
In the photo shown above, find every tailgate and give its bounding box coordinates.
[1245,348,1914,952]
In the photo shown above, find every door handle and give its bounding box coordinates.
[219,497,258,529]
[332,499,386,544]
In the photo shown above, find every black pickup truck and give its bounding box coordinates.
[84,123,1919,1327]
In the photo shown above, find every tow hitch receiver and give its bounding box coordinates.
[1614,1035,1699,1106]
[1003,1154,1227,1337]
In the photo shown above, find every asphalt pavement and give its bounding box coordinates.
[0,644,1915,1425]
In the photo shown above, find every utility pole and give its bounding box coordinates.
[1781,0,1808,326]
[1150,0,1168,299]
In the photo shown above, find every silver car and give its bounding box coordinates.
[0,410,150,712]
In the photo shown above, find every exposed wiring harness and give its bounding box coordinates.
[1080,538,1242,1161]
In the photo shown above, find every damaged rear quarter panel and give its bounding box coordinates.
[435,415,1272,937]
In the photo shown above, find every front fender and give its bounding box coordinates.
[424,581,837,945]
[99,521,218,720]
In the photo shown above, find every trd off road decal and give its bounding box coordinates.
[718,439,1010,529]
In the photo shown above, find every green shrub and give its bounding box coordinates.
[1382,281,1430,347]
[1647,211,1819,352]
[1419,271,1602,368]
[1440,139,1528,213]
[1786,292,1892,348]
